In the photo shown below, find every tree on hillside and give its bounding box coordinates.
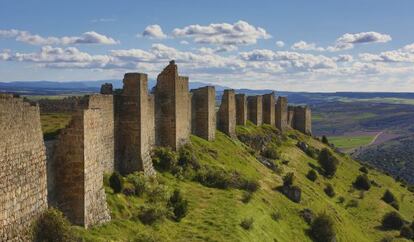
[318,148,339,178]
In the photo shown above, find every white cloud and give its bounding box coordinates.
[334,55,353,62]
[0,29,119,45]
[172,20,271,47]
[142,25,167,39]
[275,41,285,48]
[337,32,392,44]
[291,41,325,51]
[180,40,189,45]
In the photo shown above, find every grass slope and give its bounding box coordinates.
[329,135,375,150]
[75,124,414,242]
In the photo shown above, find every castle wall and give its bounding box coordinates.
[287,106,295,127]
[276,96,288,132]
[191,86,216,141]
[117,73,155,175]
[235,94,247,125]
[155,61,190,150]
[293,106,312,135]
[262,92,276,126]
[0,94,48,241]
[217,89,236,138]
[247,95,263,125]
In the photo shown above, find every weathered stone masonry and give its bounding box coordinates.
[191,86,216,141]
[0,94,48,241]
[235,94,247,125]
[293,106,312,135]
[247,95,263,125]
[217,89,236,138]
[275,96,288,132]
[262,92,276,126]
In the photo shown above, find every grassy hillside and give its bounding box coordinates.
[73,123,414,242]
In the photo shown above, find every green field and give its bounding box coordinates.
[40,113,72,140]
[329,135,375,150]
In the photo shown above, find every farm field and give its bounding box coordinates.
[329,135,376,151]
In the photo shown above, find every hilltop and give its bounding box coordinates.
[73,123,414,242]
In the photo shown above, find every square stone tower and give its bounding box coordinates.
[116,73,156,175]
[247,95,263,125]
[262,92,276,126]
[217,89,236,138]
[275,96,288,132]
[287,106,295,127]
[235,93,247,125]
[191,86,216,141]
[294,106,312,135]
[155,61,191,150]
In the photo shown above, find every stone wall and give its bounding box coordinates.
[235,94,247,125]
[287,106,295,127]
[191,86,216,141]
[293,106,312,135]
[155,61,191,150]
[275,96,288,132]
[262,92,276,126]
[116,73,156,175]
[217,89,236,138]
[247,95,263,125]
[0,94,48,241]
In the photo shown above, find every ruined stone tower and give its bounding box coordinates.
[293,106,312,135]
[217,89,236,138]
[116,73,156,175]
[235,93,248,125]
[247,95,263,125]
[262,92,276,126]
[287,106,295,127]
[0,94,48,241]
[155,60,191,150]
[191,86,216,141]
[275,96,288,132]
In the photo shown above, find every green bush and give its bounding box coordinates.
[178,144,200,169]
[240,179,260,193]
[137,205,167,225]
[400,225,414,239]
[306,169,318,182]
[240,217,254,230]
[359,166,368,174]
[122,183,135,196]
[109,172,123,193]
[283,172,295,187]
[261,145,280,159]
[195,166,232,189]
[168,189,189,222]
[322,135,329,145]
[324,184,335,198]
[126,172,147,197]
[146,183,169,204]
[309,214,336,242]
[241,191,253,204]
[382,189,399,210]
[318,148,339,178]
[381,211,404,230]
[32,208,76,242]
[271,211,281,221]
[353,174,371,191]
[152,147,178,172]
[337,196,345,204]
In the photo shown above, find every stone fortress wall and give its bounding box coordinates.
[0,61,312,238]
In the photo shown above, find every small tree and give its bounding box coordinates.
[324,184,335,198]
[381,211,404,230]
[240,217,254,230]
[309,214,336,242]
[306,169,318,182]
[382,189,399,210]
[283,172,295,187]
[400,225,414,239]
[109,172,123,193]
[322,135,329,145]
[353,174,371,191]
[168,189,189,222]
[318,148,339,178]
[32,208,76,242]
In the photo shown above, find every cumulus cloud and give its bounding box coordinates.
[334,55,354,62]
[336,32,392,44]
[291,41,325,51]
[172,20,271,47]
[275,41,285,48]
[142,25,167,39]
[0,29,119,45]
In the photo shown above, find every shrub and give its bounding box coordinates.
[381,211,404,230]
[324,184,335,198]
[322,135,329,145]
[168,189,189,221]
[122,183,135,196]
[283,172,295,187]
[359,166,368,174]
[146,183,169,203]
[271,211,281,221]
[318,148,339,177]
[133,232,163,242]
[400,225,414,239]
[195,166,232,189]
[32,208,76,242]
[306,169,318,182]
[240,217,254,230]
[382,190,399,210]
[353,174,371,191]
[240,180,260,193]
[152,147,178,172]
[337,196,345,204]
[126,172,147,197]
[241,192,253,204]
[261,145,280,159]
[309,214,336,242]
[178,144,200,169]
[138,205,167,225]
[109,172,123,193]
[299,208,314,225]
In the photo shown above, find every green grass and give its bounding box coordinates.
[74,124,414,242]
[329,135,375,150]
[40,113,72,140]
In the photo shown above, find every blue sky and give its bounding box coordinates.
[1,0,414,91]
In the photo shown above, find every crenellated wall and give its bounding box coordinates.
[262,92,275,126]
[235,93,248,125]
[0,94,48,241]
[191,86,216,141]
[217,89,236,138]
[247,95,263,125]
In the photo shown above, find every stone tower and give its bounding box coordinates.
[275,96,288,132]
[262,92,276,126]
[116,73,156,175]
[155,60,191,150]
[247,95,263,125]
[191,86,216,141]
[294,106,312,135]
[217,89,236,138]
[235,93,247,125]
